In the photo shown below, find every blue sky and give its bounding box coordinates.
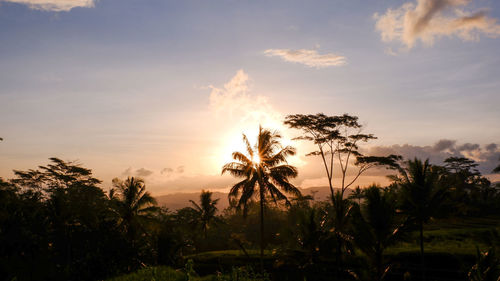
[1,0,499,193]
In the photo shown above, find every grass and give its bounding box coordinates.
[186,250,273,259]
[106,266,189,281]
[107,265,269,281]
[386,215,500,256]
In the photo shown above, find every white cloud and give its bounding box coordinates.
[2,0,95,11]
[264,48,346,68]
[208,69,281,128]
[207,70,305,173]
[374,0,500,48]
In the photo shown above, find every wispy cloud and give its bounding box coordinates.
[374,0,500,49]
[264,48,346,68]
[160,165,185,177]
[2,0,95,12]
[122,167,154,178]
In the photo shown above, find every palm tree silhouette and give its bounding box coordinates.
[348,186,364,205]
[222,126,301,267]
[189,190,220,239]
[352,185,406,281]
[111,177,158,240]
[393,158,447,281]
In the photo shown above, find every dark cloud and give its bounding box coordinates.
[121,167,153,177]
[136,168,153,177]
[161,165,185,177]
[368,140,500,175]
[160,168,174,175]
[486,143,498,152]
[457,143,480,152]
[433,139,456,152]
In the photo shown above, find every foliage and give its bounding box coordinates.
[189,190,222,239]
[348,186,364,205]
[2,114,500,281]
[391,158,449,281]
[222,126,301,265]
[468,247,500,281]
[352,185,407,281]
[285,113,401,199]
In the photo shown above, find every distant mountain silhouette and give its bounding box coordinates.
[156,191,230,211]
[155,186,351,211]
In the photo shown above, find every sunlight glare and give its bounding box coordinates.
[252,154,261,165]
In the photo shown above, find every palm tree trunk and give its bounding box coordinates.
[259,188,265,272]
[420,221,425,281]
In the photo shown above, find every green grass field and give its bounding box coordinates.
[387,215,500,256]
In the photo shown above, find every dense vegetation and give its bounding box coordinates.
[1,114,499,281]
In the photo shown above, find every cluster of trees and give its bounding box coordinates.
[0,114,499,281]
[0,159,163,280]
[220,114,500,280]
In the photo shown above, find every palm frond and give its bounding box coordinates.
[222,162,252,178]
[232,151,252,165]
[242,134,254,158]
[270,165,298,178]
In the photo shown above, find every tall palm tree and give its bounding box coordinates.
[352,185,406,281]
[392,158,447,281]
[189,190,220,239]
[111,177,158,240]
[348,186,365,205]
[222,126,301,266]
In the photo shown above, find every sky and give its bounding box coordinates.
[0,0,499,194]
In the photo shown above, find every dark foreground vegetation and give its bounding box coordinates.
[1,113,500,281]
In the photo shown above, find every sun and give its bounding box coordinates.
[214,119,306,174]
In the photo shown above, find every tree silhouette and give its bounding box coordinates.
[348,186,364,205]
[352,185,406,281]
[222,126,301,267]
[189,190,221,239]
[111,177,158,241]
[285,113,401,200]
[6,158,124,280]
[330,190,355,279]
[391,158,447,281]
